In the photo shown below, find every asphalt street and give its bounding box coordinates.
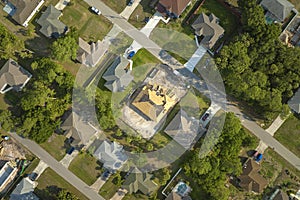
[9,132,104,200]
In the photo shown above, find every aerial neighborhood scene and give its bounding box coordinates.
[0,0,300,199]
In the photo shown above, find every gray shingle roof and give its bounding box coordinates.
[37,5,67,38]
[261,0,294,22]
[288,88,300,113]
[10,177,39,200]
[0,59,32,94]
[93,140,127,170]
[9,0,44,26]
[192,13,224,49]
[102,56,133,92]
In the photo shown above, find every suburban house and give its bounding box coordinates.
[192,13,225,49]
[93,140,127,171]
[164,109,203,150]
[102,56,133,92]
[0,59,32,94]
[76,37,109,67]
[37,5,67,38]
[10,177,39,200]
[131,84,177,122]
[156,0,191,19]
[238,159,268,193]
[122,168,158,195]
[288,88,300,114]
[269,189,289,200]
[61,111,98,147]
[260,0,295,23]
[3,0,44,27]
[166,192,181,200]
[0,162,18,192]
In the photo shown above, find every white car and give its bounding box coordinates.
[91,6,101,15]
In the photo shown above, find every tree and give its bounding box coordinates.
[51,29,78,61]
[57,189,79,200]
[0,110,14,131]
[146,143,153,151]
[115,129,123,137]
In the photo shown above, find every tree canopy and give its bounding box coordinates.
[216,0,300,120]
[183,113,247,200]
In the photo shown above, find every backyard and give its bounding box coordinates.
[60,0,112,42]
[40,134,67,161]
[274,114,300,157]
[69,152,104,185]
[35,168,89,200]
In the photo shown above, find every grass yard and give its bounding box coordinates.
[274,114,300,157]
[101,0,127,13]
[69,152,103,185]
[123,193,149,200]
[195,0,239,39]
[35,168,88,200]
[61,0,112,42]
[23,158,40,175]
[128,0,156,29]
[0,94,9,110]
[132,48,161,68]
[40,134,67,161]
[289,0,300,11]
[99,174,120,199]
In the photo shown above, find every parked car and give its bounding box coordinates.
[144,17,150,23]
[127,51,135,59]
[67,146,75,155]
[253,150,259,157]
[29,172,38,181]
[255,153,263,162]
[90,6,101,15]
[201,113,209,121]
[102,170,111,180]
[128,0,134,6]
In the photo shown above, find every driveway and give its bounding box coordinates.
[55,0,70,10]
[32,160,48,180]
[120,0,141,20]
[110,188,128,200]
[59,150,79,168]
[184,45,207,72]
[90,172,111,191]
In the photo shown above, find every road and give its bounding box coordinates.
[84,0,300,171]
[9,132,104,200]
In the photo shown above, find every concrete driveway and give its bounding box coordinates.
[120,0,141,20]
[110,188,128,200]
[184,45,207,72]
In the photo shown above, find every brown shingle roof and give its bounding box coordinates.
[239,159,268,193]
[158,0,191,16]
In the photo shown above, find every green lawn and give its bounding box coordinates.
[40,134,67,161]
[274,114,300,157]
[132,48,161,68]
[0,94,9,110]
[69,152,103,185]
[195,0,239,40]
[128,0,156,29]
[23,158,40,175]
[101,0,127,13]
[99,174,120,199]
[35,168,88,200]
[61,0,112,41]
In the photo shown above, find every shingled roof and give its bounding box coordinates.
[261,0,294,22]
[157,0,191,17]
[37,5,67,38]
[10,177,39,200]
[102,56,133,92]
[288,88,300,114]
[192,13,224,49]
[0,59,32,94]
[123,168,158,195]
[239,159,268,193]
[9,0,44,27]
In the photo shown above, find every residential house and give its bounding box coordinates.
[165,109,204,149]
[77,37,109,67]
[102,56,133,92]
[290,189,300,200]
[166,192,181,200]
[93,140,127,171]
[37,5,67,38]
[269,189,289,200]
[156,0,191,19]
[260,0,295,23]
[10,177,39,200]
[131,84,177,122]
[61,111,98,147]
[238,159,268,193]
[0,162,18,192]
[0,59,32,94]
[192,13,225,49]
[288,88,300,114]
[122,168,158,195]
[3,0,44,27]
